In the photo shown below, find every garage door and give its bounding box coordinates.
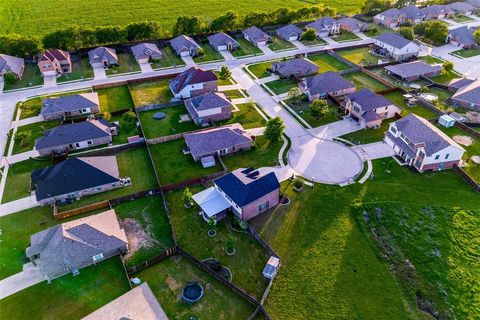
[217,45,227,51]
[289,36,298,41]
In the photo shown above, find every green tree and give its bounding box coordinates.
[301,28,317,41]
[398,27,414,40]
[395,0,416,8]
[183,187,193,207]
[208,218,216,232]
[442,61,454,74]
[361,0,392,16]
[414,21,448,44]
[94,26,127,46]
[3,73,18,86]
[322,6,337,17]
[15,131,30,147]
[287,87,302,102]
[122,111,137,129]
[272,8,294,25]
[225,235,237,251]
[0,34,41,57]
[243,11,272,28]
[264,116,285,142]
[102,112,112,121]
[219,66,231,81]
[475,29,480,44]
[310,99,328,118]
[173,16,203,36]
[126,21,160,41]
[210,11,238,32]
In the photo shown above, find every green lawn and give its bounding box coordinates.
[3,63,43,91]
[284,95,342,128]
[451,48,480,59]
[231,38,264,58]
[343,71,389,92]
[363,24,392,37]
[340,118,394,144]
[221,89,246,99]
[129,78,174,107]
[135,256,256,319]
[382,91,438,119]
[430,70,460,85]
[12,120,61,154]
[268,35,296,51]
[150,46,185,69]
[338,47,381,66]
[214,70,235,86]
[331,31,361,42]
[299,37,328,47]
[148,139,222,185]
[111,111,141,145]
[96,85,135,113]
[193,43,225,63]
[307,53,350,72]
[165,187,269,298]
[264,78,297,95]
[220,103,266,129]
[450,14,474,23]
[428,87,454,112]
[57,57,94,83]
[0,257,130,319]
[138,105,197,138]
[247,61,273,79]
[418,55,444,64]
[105,52,141,76]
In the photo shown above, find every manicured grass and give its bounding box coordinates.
[430,70,459,85]
[165,187,269,298]
[331,31,361,42]
[150,46,185,69]
[299,37,328,47]
[231,38,264,58]
[221,89,246,99]
[382,91,438,119]
[105,52,141,76]
[110,112,141,145]
[340,118,395,144]
[363,24,392,37]
[264,78,297,95]
[284,95,342,128]
[96,85,135,112]
[3,63,43,91]
[214,70,235,86]
[138,105,197,138]
[307,53,350,72]
[57,57,94,83]
[148,139,222,185]
[129,78,174,107]
[268,35,296,51]
[450,14,474,23]
[247,61,273,79]
[12,120,61,154]
[135,255,256,319]
[451,48,480,58]
[343,71,389,92]
[0,257,130,319]
[193,43,225,63]
[418,55,444,64]
[220,103,267,129]
[338,47,380,66]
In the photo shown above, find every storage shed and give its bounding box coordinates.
[438,114,456,128]
[262,256,280,280]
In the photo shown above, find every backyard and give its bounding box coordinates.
[96,85,135,113]
[382,91,439,119]
[430,70,460,85]
[57,57,94,83]
[150,47,185,69]
[283,95,341,128]
[138,105,197,138]
[338,47,380,66]
[343,71,389,92]
[193,43,225,63]
[129,78,174,106]
[219,103,267,129]
[231,38,264,58]
[110,111,141,145]
[264,78,297,95]
[105,52,141,76]
[3,63,43,91]
[268,36,296,51]
[307,52,350,72]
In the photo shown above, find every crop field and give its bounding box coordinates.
[0,0,362,38]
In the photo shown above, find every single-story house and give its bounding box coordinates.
[40,92,100,120]
[242,26,271,47]
[447,77,475,92]
[345,88,401,128]
[373,32,420,61]
[337,17,367,33]
[301,71,356,101]
[384,61,442,81]
[272,58,319,78]
[184,124,253,161]
[401,5,425,23]
[466,0,480,8]
[34,119,116,156]
[0,54,25,79]
[169,66,218,99]
[276,24,303,41]
[82,283,168,320]
[38,49,72,77]
[131,43,162,64]
[447,2,477,15]
[450,79,480,111]
[384,114,465,172]
[192,167,280,222]
[207,32,240,51]
[170,35,201,57]
[31,156,128,205]
[306,17,340,38]
[447,26,478,49]
[88,46,118,68]
[421,5,455,20]
[26,209,128,279]
[184,92,232,125]
[373,8,406,28]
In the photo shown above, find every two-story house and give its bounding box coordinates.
[38,49,72,77]
[306,17,340,38]
[184,92,232,126]
[373,32,420,61]
[169,66,218,99]
[373,9,406,28]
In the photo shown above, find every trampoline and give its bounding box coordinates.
[181,282,204,303]
[153,112,166,120]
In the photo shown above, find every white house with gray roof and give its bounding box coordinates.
[40,92,100,120]
[131,43,162,64]
[450,79,480,111]
[0,54,24,79]
[170,35,201,57]
[384,114,465,172]
[88,47,118,68]
[276,24,303,41]
[447,26,478,49]
[306,17,340,38]
[243,27,271,47]
[374,33,420,61]
[208,32,240,51]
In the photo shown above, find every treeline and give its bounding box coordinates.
[0,4,336,57]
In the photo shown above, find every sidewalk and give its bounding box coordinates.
[10,115,43,129]
[0,263,45,300]
[0,195,39,217]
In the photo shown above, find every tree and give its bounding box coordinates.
[183,187,193,207]
[287,87,302,102]
[413,21,448,44]
[264,116,285,141]
[102,112,112,121]
[219,65,231,81]
[475,29,480,44]
[209,11,238,32]
[442,61,454,74]
[395,0,416,8]
[14,131,30,147]
[0,34,41,57]
[398,27,414,40]
[243,11,272,28]
[322,6,337,17]
[3,73,18,86]
[94,26,127,46]
[121,111,137,129]
[173,16,203,36]
[208,218,216,232]
[126,21,160,41]
[272,8,294,25]
[361,0,392,16]
[300,28,317,41]
[310,99,329,118]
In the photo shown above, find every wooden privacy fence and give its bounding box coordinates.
[162,171,227,192]
[246,223,280,259]
[136,101,179,112]
[126,247,178,274]
[53,200,110,220]
[453,165,480,192]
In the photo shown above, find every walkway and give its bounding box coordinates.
[0,195,39,217]
[0,263,45,299]
[10,115,43,129]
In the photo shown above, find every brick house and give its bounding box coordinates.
[271,58,319,79]
[40,92,100,120]
[88,46,119,68]
[373,9,406,28]
[384,61,442,82]
[243,26,272,47]
[337,17,367,33]
[169,66,218,99]
[207,33,240,51]
[184,92,232,125]
[306,17,340,37]
[276,24,303,41]
[0,54,25,79]
[301,71,356,101]
[170,35,201,57]
[38,49,72,76]
[450,80,480,111]
[421,5,455,20]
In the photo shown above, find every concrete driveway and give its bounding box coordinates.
[92,65,107,79]
[308,118,364,139]
[43,75,57,87]
[139,62,153,73]
[0,263,45,299]
[352,141,394,160]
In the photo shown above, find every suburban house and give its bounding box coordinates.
[373,9,406,28]
[373,32,420,61]
[400,5,425,23]
[88,46,118,68]
[34,119,116,156]
[192,167,280,222]
[421,5,455,20]
[271,58,319,78]
[276,24,303,41]
[38,49,72,76]
[447,77,475,92]
[184,124,253,161]
[447,2,477,15]
[447,26,478,49]
[337,17,367,33]
[26,209,128,279]
[31,156,129,205]
[301,71,356,101]
[0,54,24,79]
[169,66,218,99]
[306,17,340,37]
[184,92,232,125]
[384,61,442,81]
[243,26,272,47]
[131,43,162,64]
[344,88,401,128]
[450,79,480,111]
[83,283,168,320]
[40,92,100,120]
[170,35,201,57]
[466,0,480,8]
[384,114,465,172]
[207,32,240,51]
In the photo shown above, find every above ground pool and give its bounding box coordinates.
[419,93,439,103]
[181,282,204,303]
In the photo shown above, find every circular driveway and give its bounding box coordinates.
[288,135,363,184]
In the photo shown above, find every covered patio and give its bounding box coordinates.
[191,187,231,223]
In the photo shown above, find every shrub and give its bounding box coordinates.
[309,99,329,118]
[3,73,18,86]
[301,28,317,41]
[183,187,193,206]
[398,27,414,41]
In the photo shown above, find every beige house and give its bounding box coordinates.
[38,49,72,76]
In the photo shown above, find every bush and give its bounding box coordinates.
[3,73,18,86]
[309,99,329,118]
[301,28,317,41]
[398,27,414,41]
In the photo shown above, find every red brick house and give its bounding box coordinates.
[38,49,72,77]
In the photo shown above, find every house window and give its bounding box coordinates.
[445,153,449,159]
[259,201,269,212]
[75,143,80,147]
[435,155,440,160]
[87,140,93,145]
[92,253,104,262]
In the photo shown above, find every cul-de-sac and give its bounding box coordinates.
[0,1,479,319]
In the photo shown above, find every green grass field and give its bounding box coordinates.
[265,78,297,95]
[96,85,135,112]
[129,78,174,106]
[307,53,350,72]
[57,57,94,83]
[331,31,361,42]
[231,38,264,58]
[247,61,274,78]
[220,103,267,129]
[193,43,225,63]
[382,91,438,119]
[105,52,141,76]
[138,105,197,138]
[451,48,480,58]
[343,71,389,92]
[284,95,341,128]
[268,36,296,51]
[338,47,380,66]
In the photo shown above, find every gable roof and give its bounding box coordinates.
[305,71,355,95]
[131,43,162,61]
[272,58,319,77]
[207,32,239,47]
[170,35,200,53]
[276,24,303,37]
[39,49,70,63]
[375,32,414,49]
[88,46,118,63]
[376,8,405,19]
[449,26,477,46]
[451,80,480,106]
[421,4,454,16]
[466,0,480,7]
[40,93,99,116]
[447,2,476,13]
[169,66,217,94]
[337,17,364,30]
[306,17,337,33]
[243,26,270,42]
[186,92,231,112]
[347,88,394,111]
[214,168,280,207]
[448,77,475,90]
[0,54,24,76]
[400,5,424,20]
[384,61,442,79]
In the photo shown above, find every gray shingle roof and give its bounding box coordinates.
[449,26,477,46]
[185,92,231,112]
[385,61,442,79]
[131,43,162,61]
[421,4,455,16]
[0,54,24,77]
[88,47,118,64]
[400,5,424,20]
[207,32,239,48]
[447,2,476,13]
[377,8,405,19]
[305,71,355,96]
[40,93,99,116]
[306,17,337,33]
[169,66,217,94]
[466,0,480,7]
[272,58,319,77]
[337,17,363,30]
[448,77,475,90]
[375,32,413,49]
[243,26,270,42]
[451,80,480,106]
[276,24,303,38]
[347,88,393,112]
[170,35,200,53]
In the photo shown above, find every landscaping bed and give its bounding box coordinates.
[129,78,174,106]
[138,105,197,138]
[105,52,141,76]
[307,53,350,72]
[97,85,135,113]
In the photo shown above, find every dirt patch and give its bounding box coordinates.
[452,135,473,146]
[466,111,480,123]
[122,218,158,260]
[166,276,181,291]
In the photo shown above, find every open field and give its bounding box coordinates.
[307,52,350,72]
